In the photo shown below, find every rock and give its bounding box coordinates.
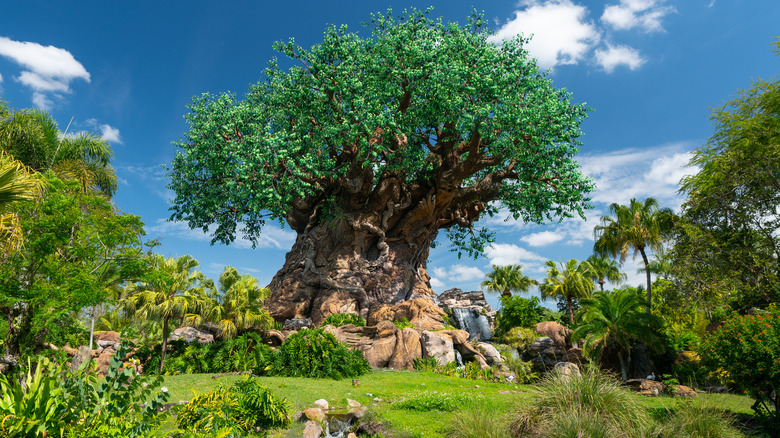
[553,362,581,378]
[357,421,387,437]
[63,344,78,357]
[303,408,327,422]
[94,331,121,343]
[347,433,358,438]
[96,347,116,376]
[674,385,698,398]
[262,329,287,347]
[313,399,329,410]
[283,318,313,331]
[329,321,422,369]
[303,420,323,438]
[477,342,502,366]
[437,288,493,313]
[70,346,93,372]
[535,321,572,349]
[350,406,368,419]
[437,289,497,337]
[624,379,666,396]
[368,298,446,330]
[421,331,455,365]
[451,308,492,341]
[168,327,214,344]
[347,398,361,408]
[97,339,119,350]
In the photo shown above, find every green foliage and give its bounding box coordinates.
[393,391,473,412]
[177,378,291,434]
[263,328,370,379]
[0,358,66,437]
[501,356,540,384]
[481,265,537,297]
[446,400,510,438]
[510,366,653,438]
[322,312,366,327]
[500,327,538,351]
[169,9,592,258]
[699,306,780,429]
[393,317,414,330]
[495,296,545,337]
[413,357,503,383]
[540,259,597,326]
[652,402,744,438]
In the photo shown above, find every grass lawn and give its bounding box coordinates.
[162,370,759,437]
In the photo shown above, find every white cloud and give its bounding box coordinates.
[490,0,600,71]
[521,230,564,247]
[594,43,645,72]
[99,124,122,143]
[147,219,296,250]
[601,0,675,32]
[484,243,546,267]
[432,264,485,283]
[0,36,90,109]
[429,277,446,290]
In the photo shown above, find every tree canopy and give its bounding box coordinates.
[168,9,593,257]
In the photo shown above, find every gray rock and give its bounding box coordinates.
[421,331,455,365]
[553,361,581,378]
[477,342,502,366]
[303,420,323,438]
[283,318,313,331]
[168,327,214,344]
[70,345,93,372]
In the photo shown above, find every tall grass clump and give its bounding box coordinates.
[653,402,744,438]
[510,365,652,438]
[447,400,510,438]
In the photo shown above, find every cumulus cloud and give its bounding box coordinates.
[601,0,676,32]
[521,230,565,247]
[84,119,122,144]
[490,0,600,71]
[0,36,90,110]
[594,43,645,72]
[147,219,296,250]
[484,243,546,267]
[431,264,486,283]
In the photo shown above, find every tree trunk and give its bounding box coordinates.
[160,316,170,374]
[640,248,652,314]
[617,352,629,381]
[566,296,575,326]
[267,215,438,325]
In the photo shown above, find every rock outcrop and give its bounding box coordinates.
[168,327,214,344]
[367,298,446,330]
[438,288,495,341]
[535,321,571,349]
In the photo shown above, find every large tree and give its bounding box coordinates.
[594,198,674,314]
[481,264,537,297]
[586,255,626,291]
[539,259,596,326]
[168,10,593,323]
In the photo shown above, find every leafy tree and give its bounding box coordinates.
[188,266,273,338]
[481,264,537,297]
[594,197,675,314]
[0,152,44,251]
[0,176,146,372]
[168,9,593,323]
[123,254,208,373]
[0,103,116,197]
[586,255,626,291]
[539,259,595,326]
[572,289,661,380]
[673,40,780,310]
[494,295,545,337]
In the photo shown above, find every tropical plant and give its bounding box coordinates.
[0,358,66,437]
[500,327,538,352]
[123,254,208,372]
[586,255,626,291]
[539,259,596,326]
[594,197,675,313]
[0,105,117,197]
[572,289,662,380]
[322,312,366,327]
[447,399,511,438]
[494,295,545,337]
[481,264,537,297]
[263,328,370,380]
[0,151,44,252]
[188,266,273,338]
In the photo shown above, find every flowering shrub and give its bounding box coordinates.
[699,305,780,429]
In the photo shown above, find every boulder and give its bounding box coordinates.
[303,408,327,422]
[553,361,581,378]
[433,329,489,368]
[673,385,698,398]
[624,378,665,396]
[70,346,93,372]
[329,321,422,369]
[283,318,313,331]
[421,331,456,365]
[97,339,119,351]
[303,420,323,438]
[96,347,116,376]
[524,336,569,369]
[437,288,493,312]
[477,342,502,366]
[313,399,329,410]
[367,298,446,330]
[168,327,214,344]
[262,329,288,347]
[535,321,571,349]
[94,331,121,343]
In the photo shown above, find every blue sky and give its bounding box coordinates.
[1,1,778,310]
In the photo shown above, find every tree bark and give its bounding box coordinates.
[566,296,575,326]
[618,352,629,381]
[640,247,652,314]
[160,316,169,374]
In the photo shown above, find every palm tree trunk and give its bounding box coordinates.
[567,296,575,326]
[640,248,651,314]
[160,316,169,373]
[617,352,628,381]
[599,279,605,291]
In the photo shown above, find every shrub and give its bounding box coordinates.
[495,296,545,337]
[263,328,371,379]
[501,327,537,351]
[322,312,366,327]
[509,365,652,437]
[0,358,67,437]
[393,317,415,329]
[699,305,780,430]
[502,355,539,384]
[393,391,473,412]
[653,402,743,438]
[446,400,510,438]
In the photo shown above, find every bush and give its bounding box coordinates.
[322,312,366,327]
[501,327,537,351]
[393,317,414,330]
[495,296,545,337]
[699,305,780,430]
[263,328,371,379]
[510,365,653,437]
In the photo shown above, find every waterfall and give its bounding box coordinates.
[450,308,492,341]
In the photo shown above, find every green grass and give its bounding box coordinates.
[162,370,757,438]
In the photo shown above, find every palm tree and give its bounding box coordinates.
[187,266,273,338]
[0,106,116,197]
[481,264,537,297]
[586,255,627,291]
[0,152,44,252]
[539,259,596,326]
[594,198,675,314]
[123,254,207,372]
[572,289,661,380]
[637,253,672,280]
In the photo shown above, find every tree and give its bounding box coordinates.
[594,197,674,314]
[168,9,593,324]
[572,289,661,380]
[539,259,596,326]
[124,254,208,372]
[0,105,117,197]
[481,264,537,297]
[0,176,146,372]
[188,266,273,338]
[0,152,44,251]
[673,40,780,310]
[586,255,626,291]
